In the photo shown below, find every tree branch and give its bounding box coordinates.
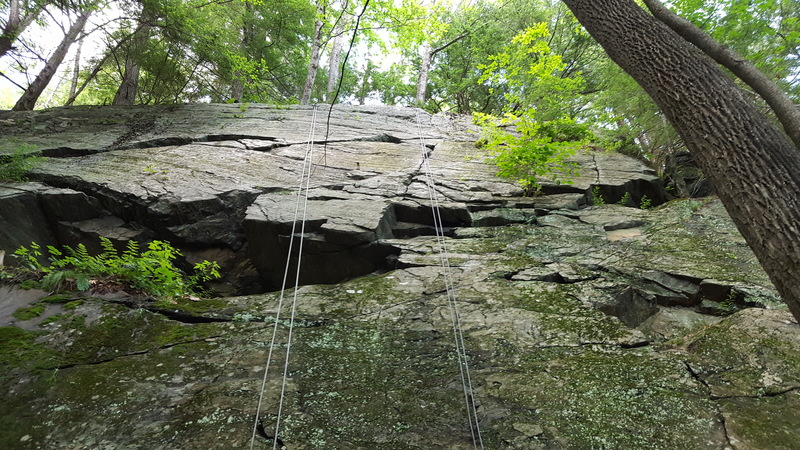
[642,0,800,149]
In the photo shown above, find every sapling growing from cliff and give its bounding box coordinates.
[0,142,41,182]
[475,23,590,193]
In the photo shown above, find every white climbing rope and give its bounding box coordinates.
[250,104,319,450]
[415,110,484,449]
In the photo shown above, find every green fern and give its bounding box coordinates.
[7,238,221,298]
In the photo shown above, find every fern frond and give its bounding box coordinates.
[75,244,90,261]
[99,237,118,260]
[41,271,68,292]
[75,274,90,291]
[122,240,140,260]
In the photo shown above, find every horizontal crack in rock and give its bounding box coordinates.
[44,335,224,371]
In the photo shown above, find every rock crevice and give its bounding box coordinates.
[1,104,796,449]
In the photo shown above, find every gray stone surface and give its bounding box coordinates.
[0,104,797,449]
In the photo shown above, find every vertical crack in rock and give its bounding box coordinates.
[719,411,733,448]
[683,361,711,390]
[685,360,733,447]
[591,152,601,184]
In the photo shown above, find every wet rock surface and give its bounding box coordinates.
[1,104,798,449]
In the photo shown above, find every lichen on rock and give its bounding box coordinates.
[0,104,797,448]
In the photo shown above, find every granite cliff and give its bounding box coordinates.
[0,104,798,449]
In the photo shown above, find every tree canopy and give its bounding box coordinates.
[3,0,795,168]
[1,1,796,116]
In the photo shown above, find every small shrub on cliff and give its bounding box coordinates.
[6,237,220,298]
[474,113,585,194]
[0,143,41,182]
[474,24,591,193]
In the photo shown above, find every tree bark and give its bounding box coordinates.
[68,37,83,102]
[326,23,346,100]
[65,30,137,106]
[113,6,154,106]
[642,0,800,149]
[415,44,432,104]
[357,59,373,105]
[12,10,91,111]
[112,49,142,105]
[562,0,800,322]
[230,0,254,102]
[300,0,326,105]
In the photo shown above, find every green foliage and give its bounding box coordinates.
[591,186,605,206]
[720,290,738,311]
[479,23,586,118]
[472,23,592,192]
[618,192,632,206]
[474,113,583,192]
[639,195,653,210]
[0,142,41,182]
[13,242,47,271]
[7,238,221,298]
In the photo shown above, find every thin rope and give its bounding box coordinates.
[415,110,484,449]
[271,105,317,449]
[250,104,319,450]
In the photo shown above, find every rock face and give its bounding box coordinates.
[1,104,798,449]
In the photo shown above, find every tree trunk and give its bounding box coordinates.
[65,29,139,106]
[0,0,21,59]
[562,0,800,322]
[300,1,326,105]
[113,51,142,105]
[415,44,432,104]
[326,2,350,102]
[415,32,468,105]
[68,37,83,102]
[230,0,254,102]
[357,59,373,105]
[642,0,800,149]
[12,10,91,111]
[113,9,154,106]
[326,26,345,100]
[0,0,41,60]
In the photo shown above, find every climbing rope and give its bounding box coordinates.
[415,110,484,449]
[250,104,319,450]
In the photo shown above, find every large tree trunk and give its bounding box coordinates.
[415,32,468,104]
[642,0,800,149]
[12,10,91,111]
[0,0,41,60]
[357,59,373,105]
[65,29,139,106]
[300,1,326,105]
[562,0,800,322]
[113,51,142,105]
[326,2,350,102]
